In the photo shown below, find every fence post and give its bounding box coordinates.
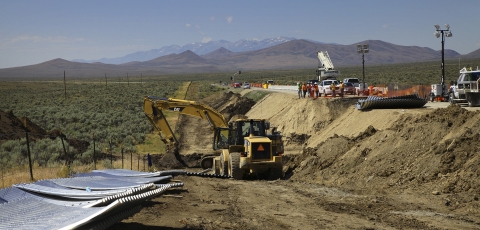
[121,148,124,169]
[93,133,96,170]
[137,155,140,171]
[60,135,67,166]
[130,150,133,170]
[109,139,113,167]
[25,131,34,181]
[1,148,5,187]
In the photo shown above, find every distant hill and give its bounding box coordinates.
[463,48,480,59]
[73,37,297,64]
[1,39,475,79]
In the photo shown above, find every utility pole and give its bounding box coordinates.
[434,24,452,97]
[357,44,369,94]
[63,71,66,100]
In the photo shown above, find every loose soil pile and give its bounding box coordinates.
[0,110,89,153]
[175,91,255,158]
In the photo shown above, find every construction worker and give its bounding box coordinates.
[307,83,311,98]
[369,85,374,95]
[310,83,315,98]
[313,83,319,98]
[302,83,307,98]
[330,82,337,98]
[297,82,302,99]
[339,82,345,97]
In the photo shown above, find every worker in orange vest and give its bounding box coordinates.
[301,83,307,98]
[310,83,315,98]
[314,83,319,98]
[330,82,337,98]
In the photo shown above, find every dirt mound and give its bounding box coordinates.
[201,91,255,121]
[0,110,89,153]
[176,91,255,157]
[0,110,46,143]
[281,104,480,213]
[246,92,480,213]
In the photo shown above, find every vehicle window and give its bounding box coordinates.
[472,73,480,81]
[348,79,360,83]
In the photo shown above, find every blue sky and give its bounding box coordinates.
[1,0,479,68]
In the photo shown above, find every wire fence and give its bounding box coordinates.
[0,131,154,189]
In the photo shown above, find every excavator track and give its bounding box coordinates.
[186,171,232,179]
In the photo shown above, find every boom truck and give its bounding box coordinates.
[143,96,284,180]
[316,51,368,94]
[316,51,341,81]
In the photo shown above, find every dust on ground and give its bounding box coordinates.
[113,91,480,229]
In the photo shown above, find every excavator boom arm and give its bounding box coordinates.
[143,96,228,146]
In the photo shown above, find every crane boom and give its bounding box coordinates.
[317,51,334,70]
[143,96,228,147]
[316,51,340,80]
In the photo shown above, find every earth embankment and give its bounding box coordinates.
[247,92,480,217]
[113,90,480,229]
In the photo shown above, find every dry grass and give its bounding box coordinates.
[0,155,154,189]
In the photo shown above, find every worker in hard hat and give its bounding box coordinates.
[302,83,307,98]
[339,82,345,97]
[314,82,319,98]
[330,82,337,98]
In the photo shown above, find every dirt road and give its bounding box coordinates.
[111,90,480,229]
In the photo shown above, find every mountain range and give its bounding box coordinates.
[1,38,479,79]
[72,37,299,64]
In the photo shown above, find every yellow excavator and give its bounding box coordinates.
[143,96,284,180]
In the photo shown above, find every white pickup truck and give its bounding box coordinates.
[448,67,480,106]
[319,79,341,96]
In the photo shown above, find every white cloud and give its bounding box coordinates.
[226,16,233,24]
[202,37,212,43]
[10,35,83,43]
[186,23,191,27]
[195,25,200,29]
[210,16,215,21]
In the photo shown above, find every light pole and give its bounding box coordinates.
[231,70,241,86]
[434,24,452,97]
[357,44,369,94]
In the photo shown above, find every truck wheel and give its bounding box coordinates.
[219,153,228,175]
[200,156,214,169]
[268,167,283,180]
[228,152,243,180]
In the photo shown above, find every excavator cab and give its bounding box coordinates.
[213,128,231,150]
[212,119,283,179]
[213,120,274,150]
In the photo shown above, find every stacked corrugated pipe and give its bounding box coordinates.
[0,169,186,230]
[355,94,428,110]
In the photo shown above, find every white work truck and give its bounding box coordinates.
[448,67,480,107]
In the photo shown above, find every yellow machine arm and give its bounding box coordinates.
[143,96,228,147]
